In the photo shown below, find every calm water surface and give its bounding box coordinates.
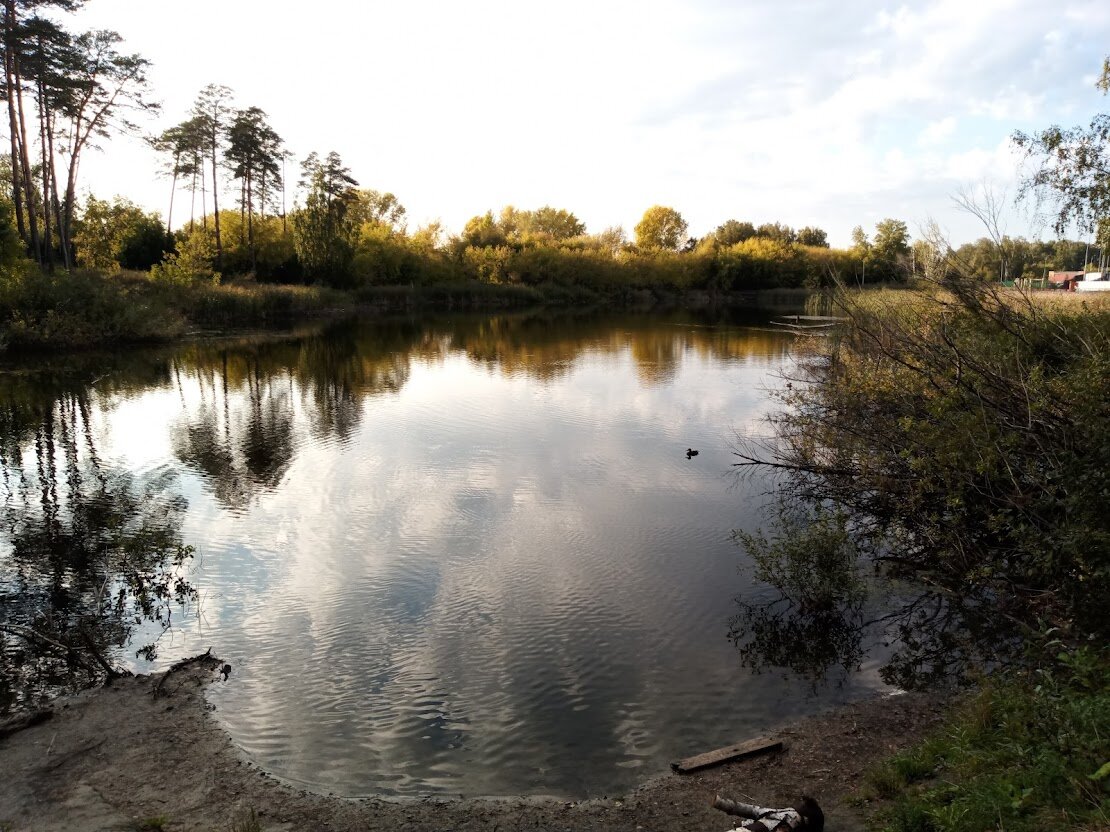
[0,309,887,798]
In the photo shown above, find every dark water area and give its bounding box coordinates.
[0,308,889,798]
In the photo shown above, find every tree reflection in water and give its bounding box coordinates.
[729,597,867,687]
[0,386,196,714]
[729,583,1019,690]
[1,307,801,713]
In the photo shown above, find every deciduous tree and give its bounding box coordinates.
[796,226,829,247]
[635,205,687,251]
[713,219,756,247]
[1013,57,1110,234]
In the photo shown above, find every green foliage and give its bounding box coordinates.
[1014,55,1110,234]
[866,649,1110,832]
[0,266,350,351]
[499,204,585,242]
[797,225,829,247]
[734,505,864,611]
[715,237,811,289]
[635,205,688,251]
[73,196,171,272]
[351,189,406,231]
[352,222,417,285]
[293,151,360,286]
[713,219,757,247]
[461,211,509,248]
[214,211,297,280]
[151,228,219,286]
[462,244,514,283]
[0,199,25,275]
[755,222,796,244]
[0,269,186,349]
[741,281,1110,681]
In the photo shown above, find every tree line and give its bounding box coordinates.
[4,1,1109,299]
[0,0,899,294]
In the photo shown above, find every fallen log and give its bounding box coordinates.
[671,736,782,774]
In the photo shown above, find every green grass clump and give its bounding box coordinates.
[865,648,1110,831]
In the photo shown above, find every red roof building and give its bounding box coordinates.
[1048,271,1085,290]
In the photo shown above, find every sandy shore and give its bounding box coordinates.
[0,655,947,831]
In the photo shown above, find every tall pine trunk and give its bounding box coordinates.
[46,109,68,269]
[13,49,41,263]
[3,0,27,244]
[37,83,53,270]
[210,128,222,268]
[247,166,255,272]
[167,167,177,234]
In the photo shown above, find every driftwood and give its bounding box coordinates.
[0,709,54,742]
[152,648,221,699]
[671,736,782,774]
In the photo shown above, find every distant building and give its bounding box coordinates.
[1048,271,1085,291]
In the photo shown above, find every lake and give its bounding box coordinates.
[0,308,888,798]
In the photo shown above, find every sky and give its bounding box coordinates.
[67,0,1110,248]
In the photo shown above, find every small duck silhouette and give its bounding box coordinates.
[686,448,699,459]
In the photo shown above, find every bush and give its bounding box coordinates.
[0,269,186,349]
[736,278,1110,683]
[151,228,220,286]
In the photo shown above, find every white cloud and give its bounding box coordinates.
[920,116,958,145]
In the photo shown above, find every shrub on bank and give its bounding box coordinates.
[0,268,186,349]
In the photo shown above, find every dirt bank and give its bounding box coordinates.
[0,656,947,831]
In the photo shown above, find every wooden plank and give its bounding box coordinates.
[769,320,838,329]
[671,736,782,774]
[773,315,849,323]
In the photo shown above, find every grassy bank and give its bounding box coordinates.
[864,648,1109,832]
[0,266,818,352]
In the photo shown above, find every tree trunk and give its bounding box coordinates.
[46,109,69,269]
[38,81,54,271]
[13,48,41,264]
[210,128,222,268]
[167,168,177,234]
[247,167,255,272]
[3,0,27,244]
[200,160,207,230]
[189,160,196,232]
[62,137,81,262]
